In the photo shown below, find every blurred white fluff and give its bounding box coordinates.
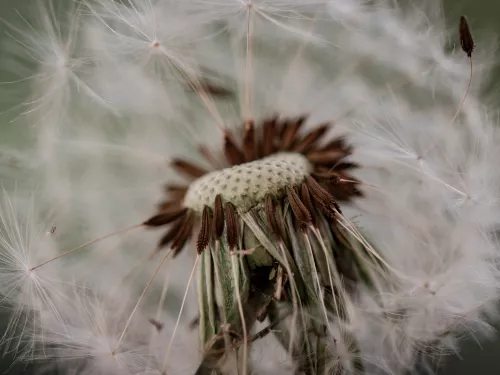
[1,0,500,374]
[0,192,63,359]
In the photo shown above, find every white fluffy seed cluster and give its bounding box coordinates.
[183,152,311,212]
[3,0,500,374]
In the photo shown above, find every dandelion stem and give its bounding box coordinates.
[30,223,143,271]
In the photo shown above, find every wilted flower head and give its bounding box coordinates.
[1,0,500,374]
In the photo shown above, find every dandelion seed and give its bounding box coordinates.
[455,15,475,112]
[459,16,475,57]
[0,192,64,358]
[1,0,107,127]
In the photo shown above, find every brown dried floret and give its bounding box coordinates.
[197,206,212,254]
[224,131,245,166]
[213,194,225,240]
[171,159,207,179]
[225,202,239,250]
[286,185,311,227]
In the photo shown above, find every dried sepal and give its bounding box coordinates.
[273,201,289,244]
[164,185,188,200]
[242,120,257,162]
[334,162,360,171]
[171,210,195,255]
[261,117,278,157]
[281,117,306,150]
[171,158,207,179]
[164,184,187,194]
[312,171,341,185]
[292,124,328,154]
[317,137,351,154]
[306,150,345,165]
[223,131,244,166]
[157,200,180,212]
[300,183,317,226]
[264,194,282,241]
[305,176,339,218]
[198,145,220,169]
[143,208,187,227]
[157,219,184,249]
[286,185,311,227]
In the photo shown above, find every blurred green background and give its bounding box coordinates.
[1,0,499,374]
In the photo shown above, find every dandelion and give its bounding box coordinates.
[1,0,500,374]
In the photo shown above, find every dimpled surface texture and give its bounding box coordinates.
[184,152,311,212]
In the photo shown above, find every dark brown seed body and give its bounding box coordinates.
[459,15,474,57]
[225,202,239,250]
[197,206,212,254]
[213,195,225,240]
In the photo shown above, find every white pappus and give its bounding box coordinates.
[1,0,500,375]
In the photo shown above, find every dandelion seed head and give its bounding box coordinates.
[2,0,500,374]
[184,152,310,212]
